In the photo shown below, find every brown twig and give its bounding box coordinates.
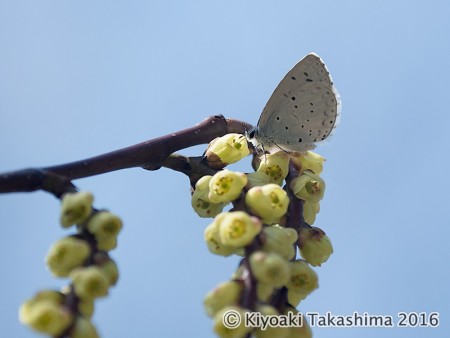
[0,116,253,195]
[284,160,308,232]
[160,154,218,188]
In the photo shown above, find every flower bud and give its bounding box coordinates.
[70,266,110,300]
[205,134,250,169]
[298,227,333,266]
[45,237,91,277]
[98,259,119,286]
[60,191,93,227]
[96,235,118,251]
[204,281,243,317]
[249,251,290,288]
[255,304,279,315]
[290,171,325,203]
[19,290,64,326]
[213,306,251,338]
[261,225,298,260]
[303,201,320,225]
[70,317,99,338]
[287,289,306,307]
[245,184,289,224]
[254,305,289,338]
[19,299,72,336]
[204,215,237,256]
[246,171,272,189]
[209,170,247,203]
[283,307,312,338]
[31,290,65,304]
[78,297,95,319]
[286,260,318,297]
[191,176,227,218]
[256,151,290,185]
[87,211,122,240]
[218,211,262,247]
[233,248,245,257]
[290,151,325,175]
[256,283,274,302]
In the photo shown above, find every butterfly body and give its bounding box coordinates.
[250,53,341,153]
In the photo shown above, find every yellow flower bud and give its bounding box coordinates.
[286,260,318,297]
[249,251,290,288]
[205,134,250,169]
[256,151,290,185]
[78,297,95,319]
[45,237,90,277]
[19,290,65,326]
[303,201,320,225]
[32,290,65,304]
[261,225,298,260]
[283,307,312,338]
[191,176,227,218]
[246,171,272,189]
[19,299,72,336]
[96,235,118,251]
[290,171,325,203]
[256,283,275,302]
[290,151,325,175]
[87,211,122,240]
[245,184,289,225]
[298,227,333,266]
[98,259,119,286]
[204,215,237,256]
[213,306,251,338]
[70,317,99,338]
[254,305,289,338]
[233,248,245,257]
[208,170,247,203]
[70,266,110,300]
[204,281,243,317]
[60,191,93,227]
[218,211,262,247]
[287,289,306,307]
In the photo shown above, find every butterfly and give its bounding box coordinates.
[248,53,341,153]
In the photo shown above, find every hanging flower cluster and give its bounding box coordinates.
[194,133,334,338]
[19,191,122,338]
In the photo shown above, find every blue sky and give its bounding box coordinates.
[1,1,449,337]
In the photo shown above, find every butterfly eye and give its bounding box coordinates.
[247,129,256,138]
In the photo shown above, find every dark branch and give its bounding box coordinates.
[0,116,253,194]
[160,154,219,188]
[284,160,308,232]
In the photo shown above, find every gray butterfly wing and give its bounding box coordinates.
[258,82,339,152]
[255,53,341,152]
